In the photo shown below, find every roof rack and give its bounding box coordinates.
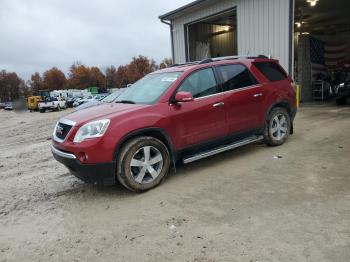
[199,54,271,64]
[171,54,272,67]
[170,61,200,67]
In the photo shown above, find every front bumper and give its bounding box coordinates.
[51,145,116,186]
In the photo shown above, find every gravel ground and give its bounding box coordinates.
[0,103,350,262]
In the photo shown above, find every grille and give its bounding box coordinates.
[55,122,72,141]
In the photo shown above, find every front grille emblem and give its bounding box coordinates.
[56,125,64,135]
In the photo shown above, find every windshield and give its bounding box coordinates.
[102,89,125,103]
[115,72,183,104]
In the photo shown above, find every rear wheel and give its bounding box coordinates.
[264,107,290,146]
[39,109,45,113]
[57,105,61,111]
[117,136,171,192]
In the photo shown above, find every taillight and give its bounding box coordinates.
[288,77,296,91]
[291,81,296,92]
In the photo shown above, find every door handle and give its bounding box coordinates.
[253,93,263,97]
[213,102,225,107]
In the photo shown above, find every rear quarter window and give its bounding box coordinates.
[254,62,287,82]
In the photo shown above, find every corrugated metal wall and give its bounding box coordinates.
[237,0,291,72]
[170,0,292,73]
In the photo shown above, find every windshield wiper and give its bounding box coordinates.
[115,100,136,104]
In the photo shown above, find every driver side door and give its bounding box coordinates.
[170,67,227,150]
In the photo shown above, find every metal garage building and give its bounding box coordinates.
[159,0,293,74]
[160,0,350,102]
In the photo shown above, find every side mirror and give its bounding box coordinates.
[174,91,194,103]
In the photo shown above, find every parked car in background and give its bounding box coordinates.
[94,93,109,101]
[66,97,79,108]
[4,102,13,111]
[38,97,66,113]
[0,102,6,109]
[73,96,94,107]
[52,56,297,192]
[335,72,350,105]
[74,89,126,111]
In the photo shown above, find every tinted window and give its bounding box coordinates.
[254,62,287,81]
[178,68,218,98]
[217,64,258,92]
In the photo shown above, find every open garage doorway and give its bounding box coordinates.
[294,0,350,102]
[185,9,237,62]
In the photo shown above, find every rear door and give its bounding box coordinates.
[170,67,227,149]
[215,64,263,134]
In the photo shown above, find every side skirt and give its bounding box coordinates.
[182,135,264,164]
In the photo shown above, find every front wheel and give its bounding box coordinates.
[264,107,291,146]
[117,136,171,192]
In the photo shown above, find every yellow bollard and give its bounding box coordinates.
[296,85,300,109]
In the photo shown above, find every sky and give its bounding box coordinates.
[0,0,192,80]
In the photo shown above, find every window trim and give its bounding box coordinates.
[169,66,222,103]
[213,63,260,92]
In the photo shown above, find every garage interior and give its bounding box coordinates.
[294,0,350,101]
[186,9,237,61]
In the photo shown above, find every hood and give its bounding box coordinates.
[74,100,102,111]
[63,103,149,125]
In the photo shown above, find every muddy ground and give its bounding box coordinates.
[0,104,350,262]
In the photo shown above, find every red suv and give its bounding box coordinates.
[52,56,296,192]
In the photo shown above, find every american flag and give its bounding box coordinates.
[324,42,347,69]
[310,36,347,80]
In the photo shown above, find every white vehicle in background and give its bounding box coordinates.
[72,95,94,107]
[38,97,67,113]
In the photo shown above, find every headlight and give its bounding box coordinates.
[73,119,110,143]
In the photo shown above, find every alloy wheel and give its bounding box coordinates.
[130,146,163,184]
[270,114,288,141]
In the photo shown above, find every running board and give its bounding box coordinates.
[183,135,264,164]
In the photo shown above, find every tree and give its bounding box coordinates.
[90,67,106,91]
[28,72,44,95]
[0,70,23,101]
[68,63,106,91]
[68,62,91,90]
[105,65,116,88]
[114,65,129,88]
[43,67,67,91]
[126,55,157,83]
[159,58,173,69]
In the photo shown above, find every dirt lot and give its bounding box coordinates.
[0,104,350,262]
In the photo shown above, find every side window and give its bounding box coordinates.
[217,64,258,92]
[254,62,287,82]
[178,68,218,98]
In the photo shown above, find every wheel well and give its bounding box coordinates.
[114,129,174,162]
[270,102,292,117]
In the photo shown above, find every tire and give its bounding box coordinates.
[39,109,45,113]
[264,107,291,146]
[57,105,61,111]
[336,97,347,105]
[116,136,171,192]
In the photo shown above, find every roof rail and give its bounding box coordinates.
[198,54,272,64]
[170,55,272,67]
[170,61,199,67]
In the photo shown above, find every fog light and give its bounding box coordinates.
[77,152,88,162]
